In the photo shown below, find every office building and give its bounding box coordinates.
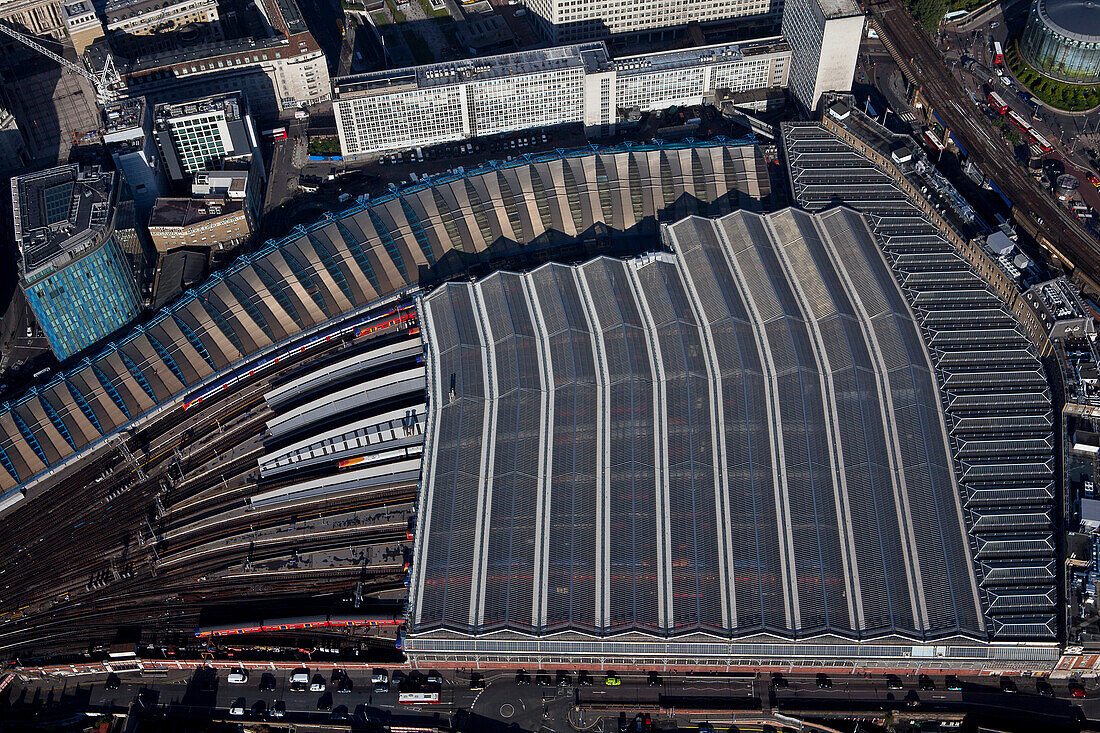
[60,0,104,54]
[83,0,330,117]
[103,97,167,213]
[153,93,258,181]
[148,197,250,253]
[12,165,142,360]
[333,39,790,156]
[524,0,783,45]
[781,0,864,111]
[148,161,263,253]
[0,0,67,39]
[103,0,222,52]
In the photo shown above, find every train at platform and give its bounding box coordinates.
[182,301,417,412]
[195,612,405,637]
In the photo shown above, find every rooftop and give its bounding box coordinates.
[104,0,212,23]
[783,120,1056,642]
[817,94,982,239]
[335,42,611,98]
[149,196,242,228]
[154,93,242,125]
[1038,0,1100,42]
[12,165,116,279]
[411,206,996,647]
[817,0,863,20]
[615,41,749,75]
[103,97,146,134]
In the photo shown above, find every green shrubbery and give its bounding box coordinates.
[1006,40,1100,112]
[308,136,341,156]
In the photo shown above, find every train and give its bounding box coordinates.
[195,612,405,637]
[181,301,417,412]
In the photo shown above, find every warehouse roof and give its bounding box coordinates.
[412,206,986,642]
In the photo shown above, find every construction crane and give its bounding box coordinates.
[0,22,120,104]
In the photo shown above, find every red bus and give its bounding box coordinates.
[1007,109,1030,132]
[993,41,1004,65]
[987,91,1009,114]
[262,127,288,140]
[1029,129,1053,152]
[924,131,946,152]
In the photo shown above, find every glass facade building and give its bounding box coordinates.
[1021,0,1100,83]
[13,165,142,361]
[23,236,142,360]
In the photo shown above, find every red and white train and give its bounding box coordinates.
[195,612,404,638]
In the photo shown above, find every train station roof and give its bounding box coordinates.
[0,141,766,498]
[405,122,1058,667]
[412,207,990,646]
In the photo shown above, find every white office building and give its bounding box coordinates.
[524,0,783,44]
[334,39,791,158]
[782,0,864,111]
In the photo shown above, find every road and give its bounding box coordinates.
[6,669,1097,731]
[869,0,1100,293]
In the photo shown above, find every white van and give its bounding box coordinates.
[227,669,248,684]
[290,669,310,685]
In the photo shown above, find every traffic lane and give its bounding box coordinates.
[11,669,469,722]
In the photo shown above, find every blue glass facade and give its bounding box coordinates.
[23,236,142,361]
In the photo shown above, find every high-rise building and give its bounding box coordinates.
[781,0,864,111]
[12,165,142,360]
[153,93,259,181]
[524,0,783,45]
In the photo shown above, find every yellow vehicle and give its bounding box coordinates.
[605,674,621,686]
